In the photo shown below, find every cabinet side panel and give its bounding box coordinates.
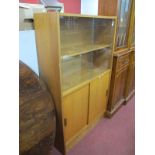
[34,13,66,154]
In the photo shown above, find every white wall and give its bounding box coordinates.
[19,1,99,75]
[81,0,98,15]
[19,30,39,75]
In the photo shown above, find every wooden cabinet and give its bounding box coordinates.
[89,71,110,123]
[34,13,116,154]
[106,51,130,117]
[98,0,135,117]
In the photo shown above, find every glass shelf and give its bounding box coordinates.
[61,48,112,91]
[61,44,111,57]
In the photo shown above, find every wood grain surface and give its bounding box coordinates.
[19,61,56,155]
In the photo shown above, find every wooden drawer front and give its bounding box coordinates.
[116,54,130,72]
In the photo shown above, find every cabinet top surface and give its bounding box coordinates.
[38,12,117,19]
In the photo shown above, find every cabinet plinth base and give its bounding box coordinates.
[105,99,125,118]
[124,90,135,104]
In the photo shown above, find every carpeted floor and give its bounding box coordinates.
[52,96,135,155]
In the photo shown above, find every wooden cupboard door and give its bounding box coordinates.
[63,85,89,142]
[125,51,135,99]
[89,71,111,123]
[113,67,128,107]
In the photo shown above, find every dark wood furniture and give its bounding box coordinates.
[107,50,130,116]
[125,0,135,102]
[98,0,135,117]
[19,61,56,155]
[125,50,135,102]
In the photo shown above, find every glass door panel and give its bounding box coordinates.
[60,16,115,56]
[61,47,112,91]
[116,0,132,48]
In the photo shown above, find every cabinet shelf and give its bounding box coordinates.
[61,44,111,57]
[62,67,110,93]
[61,48,112,92]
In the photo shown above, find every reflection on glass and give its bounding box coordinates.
[60,16,115,56]
[61,48,112,91]
[59,16,115,91]
[116,0,132,48]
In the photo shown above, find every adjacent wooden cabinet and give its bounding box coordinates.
[107,51,130,116]
[98,0,135,116]
[34,12,116,154]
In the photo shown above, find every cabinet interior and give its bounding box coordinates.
[60,16,115,91]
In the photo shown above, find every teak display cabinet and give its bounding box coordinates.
[34,12,116,155]
[98,0,135,117]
